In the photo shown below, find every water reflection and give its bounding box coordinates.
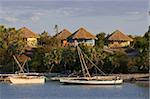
[0,81,149,99]
[135,81,149,88]
[81,85,122,89]
[60,83,122,89]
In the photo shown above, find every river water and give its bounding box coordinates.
[0,81,149,99]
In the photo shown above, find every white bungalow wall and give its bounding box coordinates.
[77,39,95,46]
[27,38,37,47]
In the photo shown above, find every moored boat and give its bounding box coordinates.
[9,74,45,84]
[9,55,45,84]
[60,46,123,85]
[60,76,123,85]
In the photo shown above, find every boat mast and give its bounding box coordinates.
[77,46,91,78]
[81,52,106,76]
[13,55,27,73]
[77,46,106,76]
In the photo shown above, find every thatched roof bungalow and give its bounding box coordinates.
[68,27,97,46]
[18,27,38,47]
[54,29,72,40]
[54,29,72,46]
[106,30,133,48]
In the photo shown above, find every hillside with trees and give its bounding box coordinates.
[0,25,149,74]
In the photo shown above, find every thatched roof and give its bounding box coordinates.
[107,30,133,41]
[54,29,72,40]
[68,27,97,40]
[18,27,38,38]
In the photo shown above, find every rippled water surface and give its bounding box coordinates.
[0,81,149,99]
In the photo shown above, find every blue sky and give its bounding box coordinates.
[0,0,149,36]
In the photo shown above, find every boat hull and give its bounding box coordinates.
[60,79,123,85]
[9,76,45,84]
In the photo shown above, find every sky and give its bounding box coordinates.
[0,0,149,36]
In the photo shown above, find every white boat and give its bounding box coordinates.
[9,55,45,84]
[60,75,123,85]
[60,77,123,85]
[51,75,120,81]
[60,46,123,85]
[9,74,45,84]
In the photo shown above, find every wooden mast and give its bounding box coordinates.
[77,46,106,77]
[77,46,91,78]
[81,52,106,75]
[13,55,27,74]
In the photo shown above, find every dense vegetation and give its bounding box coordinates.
[0,25,149,74]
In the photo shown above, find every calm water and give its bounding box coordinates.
[0,81,149,99]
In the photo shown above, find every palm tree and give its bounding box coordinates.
[54,25,59,35]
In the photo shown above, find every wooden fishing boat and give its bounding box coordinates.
[60,76,123,85]
[60,46,123,85]
[60,78,122,85]
[9,55,45,84]
[9,74,45,84]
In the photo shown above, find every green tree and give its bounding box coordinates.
[133,29,149,72]
[111,51,129,73]
[43,48,62,72]
[133,36,147,53]
[61,46,78,73]
[0,25,26,72]
[95,32,106,48]
[29,31,62,72]
[38,31,61,51]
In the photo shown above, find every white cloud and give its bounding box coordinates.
[0,10,19,23]
[29,12,45,22]
[51,7,80,17]
[30,15,40,22]
[0,11,19,23]
[35,12,45,16]
[126,11,141,15]
[3,16,19,23]
[0,9,46,23]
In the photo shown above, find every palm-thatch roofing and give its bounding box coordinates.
[18,27,38,38]
[68,27,97,40]
[107,30,133,41]
[54,29,72,40]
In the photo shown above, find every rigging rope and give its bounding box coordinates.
[77,46,91,78]
[79,47,106,76]
[78,46,91,78]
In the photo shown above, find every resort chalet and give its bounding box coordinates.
[54,29,72,46]
[68,27,97,46]
[18,27,39,47]
[106,30,133,48]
